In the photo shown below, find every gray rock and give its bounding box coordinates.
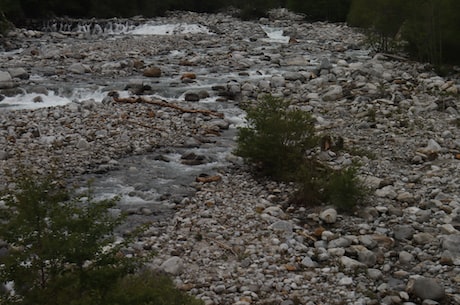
[394,225,415,241]
[263,206,285,218]
[319,57,332,70]
[198,90,210,99]
[76,139,90,150]
[0,71,11,82]
[367,268,383,280]
[397,191,415,203]
[300,256,318,268]
[270,76,285,88]
[69,63,90,74]
[338,276,353,286]
[399,251,414,265]
[160,256,184,275]
[328,237,352,249]
[424,139,442,152]
[283,71,305,82]
[441,234,460,264]
[322,85,343,101]
[359,235,378,249]
[0,81,15,89]
[413,233,435,245]
[7,68,29,79]
[340,256,366,269]
[357,247,377,266]
[410,277,445,301]
[0,150,8,160]
[40,136,56,145]
[269,220,293,234]
[375,185,397,199]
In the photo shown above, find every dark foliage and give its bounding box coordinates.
[286,0,351,22]
[235,95,367,211]
[0,169,202,305]
[1,0,345,24]
[235,95,317,181]
[348,0,460,66]
[1,0,459,65]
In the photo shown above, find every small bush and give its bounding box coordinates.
[0,169,202,305]
[323,166,368,212]
[235,95,368,211]
[235,95,317,180]
[106,270,204,305]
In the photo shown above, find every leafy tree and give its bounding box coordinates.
[0,169,203,305]
[287,0,352,22]
[0,0,24,25]
[402,0,460,66]
[230,0,280,20]
[348,0,460,65]
[0,170,133,305]
[347,0,407,52]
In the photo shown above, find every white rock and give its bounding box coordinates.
[160,256,184,275]
[340,256,366,269]
[338,276,353,286]
[69,63,90,74]
[320,208,338,224]
[0,71,12,82]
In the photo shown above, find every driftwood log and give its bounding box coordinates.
[114,96,224,119]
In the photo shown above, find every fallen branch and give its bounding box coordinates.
[114,96,224,118]
[195,174,222,183]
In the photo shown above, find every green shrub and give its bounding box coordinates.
[235,95,317,180]
[235,95,368,211]
[323,166,368,212]
[106,270,204,305]
[0,169,201,305]
[0,11,13,35]
[0,170,130,305]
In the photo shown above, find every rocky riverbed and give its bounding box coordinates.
[1,9,460,305]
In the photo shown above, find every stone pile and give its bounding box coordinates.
[1,9,459,305]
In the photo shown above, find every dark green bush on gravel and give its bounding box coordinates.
[0,168,203,305]
[235,95,368,211]
[235,95,317,181]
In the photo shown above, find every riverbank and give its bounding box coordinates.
[1,9,459,305]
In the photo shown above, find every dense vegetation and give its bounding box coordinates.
[0,170,203,305]
[0,0,349,23]
[235,95,367,212]
[348,0,460,67]
[1,0,459,65]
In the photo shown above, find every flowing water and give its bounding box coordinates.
[1,20,285,224]
[1,19,365,225]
